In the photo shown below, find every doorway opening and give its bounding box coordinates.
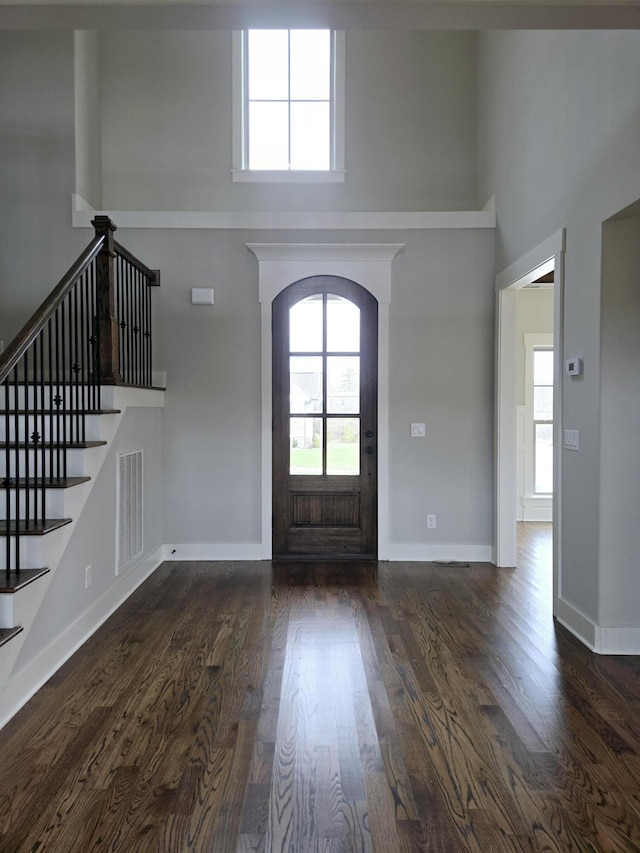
[495,229,564,617]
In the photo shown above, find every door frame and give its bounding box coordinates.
[248,242,404,560]
[495,228,565,617]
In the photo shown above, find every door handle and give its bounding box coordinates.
[365,430,374,439]
[365,446,375,454]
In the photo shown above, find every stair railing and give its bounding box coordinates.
[0,217,160,581]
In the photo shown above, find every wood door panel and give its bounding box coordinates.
[287,527,363,554]
[273,276,378,559]
[291,492,360,526]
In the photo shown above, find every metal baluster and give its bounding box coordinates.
[12,365,20,573]
[3,378,10,581]
[61,301,67,481]
[48,316,54,493]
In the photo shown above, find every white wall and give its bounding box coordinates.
[13,406,164,669]
[515,289,554,521]
[478,30,640,648]
[515,289,554,405]
[98,30,478,212]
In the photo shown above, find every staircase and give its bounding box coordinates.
[0,218,160,693]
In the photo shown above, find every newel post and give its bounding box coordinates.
[92,215,123,385]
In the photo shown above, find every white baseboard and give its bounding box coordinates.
[164,543,265,561]
[0,545,164,730]
[386,544,493,563]
[556,597,640,654]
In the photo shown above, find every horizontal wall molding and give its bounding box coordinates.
[163,542,493,564]
[0,545,165,730]
[386,544,493,562]
[557,597,640,655]
[72,195,496,232]
[164,544,265,561]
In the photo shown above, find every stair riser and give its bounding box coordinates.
[0,385,102,411]
[0,490,66,519]
[0,449,90,479]
[0,415,103,443]
[0,537,44,575]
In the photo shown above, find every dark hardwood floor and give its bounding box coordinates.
[1,524,640,851]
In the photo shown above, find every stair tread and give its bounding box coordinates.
[1,477,91,489]
[0,440,107,449]
[0,568,50,593]
[0,518,72,536]
[0,626,23,648]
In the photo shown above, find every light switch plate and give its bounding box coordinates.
[411,423,426,437]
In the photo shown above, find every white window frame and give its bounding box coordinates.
[231,29,346,184]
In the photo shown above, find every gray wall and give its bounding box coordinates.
[599,212,640,627]
[1,30,495,560]
[0,31,88,344]
[477,30,640,633]
[98,30,478,212]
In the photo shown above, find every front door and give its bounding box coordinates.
[272,276,378,558]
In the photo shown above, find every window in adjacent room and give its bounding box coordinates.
[532,347,554,494]
[232,29,345,182]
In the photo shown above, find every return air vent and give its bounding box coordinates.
[116,448,143,574]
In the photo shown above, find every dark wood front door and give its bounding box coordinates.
[273,276,378,558]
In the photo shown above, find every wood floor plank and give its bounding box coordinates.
[1,525,640,851]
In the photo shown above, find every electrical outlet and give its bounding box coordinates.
[85,565,92,588]
[427,514,436,529]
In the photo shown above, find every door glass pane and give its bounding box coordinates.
[290,356,323,413]
[535,423,553,493]
[327,295,359,352]
[327,356,359,413]
[327,418,360,475]
[290,295,323,352]
[534,386,553,420]
[290,417,323,475]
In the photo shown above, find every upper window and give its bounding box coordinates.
[232,29,345,183]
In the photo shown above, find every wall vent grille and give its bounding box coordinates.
[116,448,143,574]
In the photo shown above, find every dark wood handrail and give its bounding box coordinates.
[114,240,160,286]
[0,235,104,385]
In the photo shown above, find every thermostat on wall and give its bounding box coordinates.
[566,357,582,376]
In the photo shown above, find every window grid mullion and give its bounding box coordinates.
[288,30,292,170]
[322,294,328,475]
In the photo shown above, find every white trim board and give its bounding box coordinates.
[164,544,265,561]
[248,242,403,560]
[72,195,496,232]
[557,598,640,655]
[387,544,493,563]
